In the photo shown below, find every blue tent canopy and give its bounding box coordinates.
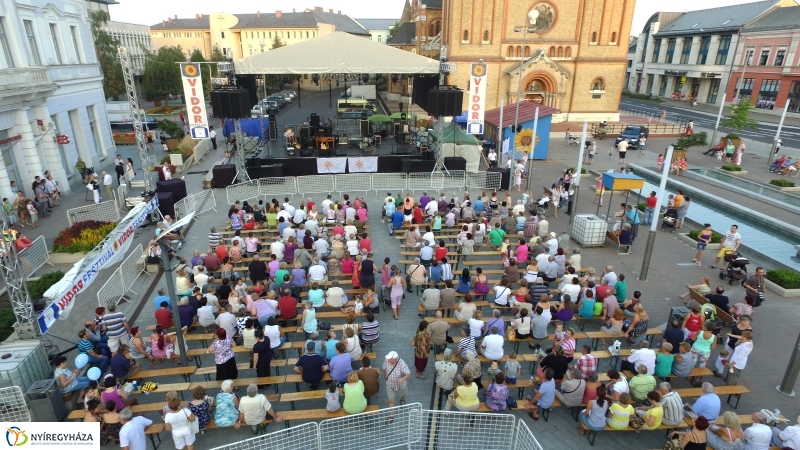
[453,111,468,126]
[221,118,269,139]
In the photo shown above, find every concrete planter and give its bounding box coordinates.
[774,185,800,192]
[720,169,748,175]
[676,233,721,250]
[765,279,800,298]
[49,251,87,264]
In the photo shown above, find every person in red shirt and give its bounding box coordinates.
[154,301,174,329]
[595,279,613,302]
[644,191,658,225]
[435,241,448,262]
[204,252,220,271]
[412,205,423,224]
[278,288,298,320]
[359,232,372,253]
[215,243,227,260]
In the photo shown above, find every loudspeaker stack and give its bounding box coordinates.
[427,88,464,117]
[210,90,251,119]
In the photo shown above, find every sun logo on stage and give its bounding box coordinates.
[324,161,333,170]
[355,160,364,170]
[515,128,538,152]
[183,64,198,77]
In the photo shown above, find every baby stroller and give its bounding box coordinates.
[721,251,749,285]
[661,206,678,233]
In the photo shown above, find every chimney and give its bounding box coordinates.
[195,14,199,19]
[168,17,172,23]
[293,8,296,12]
[329,8,333,13]
[315,7,323,11]
[162,20,166,27]
[257,11,260,18]
[338,11,341,14]
[174,14,177,19]
[275,10,282,18]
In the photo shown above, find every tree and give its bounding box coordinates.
[721,99,758,131]
[263,38,286,93]
[142,46,186,104]
[673,131,708,150]
[90,11,125,100]
[189,49,205,63]
[388,21,400,41]
[271,35,285,50]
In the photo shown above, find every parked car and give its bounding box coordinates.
[280,90,297,99]
[109,116,158,131]
[267,96,287,107]
[614,125,649,148]
[251,102,279,118]
[272,92,292,102]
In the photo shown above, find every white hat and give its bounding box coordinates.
[549,232,556,237]
[385,351,399,360]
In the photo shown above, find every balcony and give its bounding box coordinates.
[0,68,57,99]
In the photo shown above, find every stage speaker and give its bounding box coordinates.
[401,159,414,174]
[394,147,411,155]
[269,114,277,140]
[487,167,511,191]
[443,156,467,172]
[310,114,320,128]
[262,163,284,178]
[423,150,435,161]
[156,192,175,218]
[212,164,237,188]
[210,90,251,119]
[299,126,310,142]
[428,88,464,117]
[360,120,370,137]
[156,179,187,202]
[300,148,314,157]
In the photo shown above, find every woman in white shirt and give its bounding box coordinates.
[455,294,477,323]
[163,396,197,450]
[344,220,358,240]
[481,326,505,361]
[493,279,512,306]
[343,327,362,361]
[511,308,532,339]
[468,310,484,338]
[263,316,286,355]
[197,298,216,328]
[346,234,360,256]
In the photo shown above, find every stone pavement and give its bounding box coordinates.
[32,90,800,449]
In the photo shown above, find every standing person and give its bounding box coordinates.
[207,328,238,381]
[209,126,217,150]
[694,223,713,266]
[146,132,154,152]
[514,166,523,192]
[411,321,431,379]
[75,157,87,183]
[252,329,273,379]
[382,351,411,424]
[387,268,406,320]
[88,174,100,203]
[115,162,125,185]
[102,171,114,202]
[686,120,694,135]
[710,225,741,272]
[564,129,571,147]
[487,148,497,168]
[743,267,766,307]
[34,182,50,218]
[163,396,197,450]
[126,158,136,177]
[726,330,752,386]
[118,408,153,450]
[676,197,690,229]
[643,191,657,225]
[617,139,628,164]
[735,139,746,166]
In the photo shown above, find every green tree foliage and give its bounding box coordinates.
[721,100,758,131]
[189,49,205,63]
[90,11,125,100]
[262,38,286,93]
[388,21,400,41]
[142,46,186,103]
[673,131,708,150]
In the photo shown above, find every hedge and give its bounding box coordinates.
[0,308,16,341]
[721,165,742,172]
[28,271,65,299]
[766,269,800,289]
[688,229,723,244]
[770,179,796,188]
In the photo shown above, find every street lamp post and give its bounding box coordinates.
[157,240,189,366]
[513,9,539,168]
[568,122,588,225]
[639,145,674,281]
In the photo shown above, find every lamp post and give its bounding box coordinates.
[568,121,588,225]
[157,239,189,366]
[639,145,674,281]
[767,103,789,169]
[512,10,539,165]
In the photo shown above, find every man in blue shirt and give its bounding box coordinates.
[294,342,328,389]
[389,210,404,235]
[110,344,139,380]
[474,198,484,213]
[77,330,109,373]
[327,342,352,384]
[684,382,720,421]
[527,367,556,420]
[153,288,171,311]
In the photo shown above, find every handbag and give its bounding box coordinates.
[162,143,169,151]
[621,318,632,332]
[318,322,331,331]
[628,414,645,430]
[405,266,420,293]
[663,436,681,450]
[184,408,199,434]
[505,327,516,341]
[505,397,517,409]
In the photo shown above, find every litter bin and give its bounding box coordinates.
[26,379,67,422]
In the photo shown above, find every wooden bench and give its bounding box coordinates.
[417,301,489,317]
[622,367,714,386]
[585,327,662,350]
[674,385,750,409]
[299,288,367,299]
[688,289,735,325]
[284,373,333,392]
[279,405,380,428]
[126,366,197,383]
[129,382,192,399]
[189,376,286,394]
[584,416,693,446]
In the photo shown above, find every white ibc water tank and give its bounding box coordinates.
[571,214,608,247]
[0,340,51,393]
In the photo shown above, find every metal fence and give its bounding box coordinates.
[193,138,211,164]
[66,200,120,226]
[258,177,297,198]
[0,387,31,422]
[466,171,502,191]
[296,175,336,195]
[18,235,51,277]
[372,173,408,194]
[174,194,196,221]
[96,243,146,308]
[333,174,373,194]
[209,404,543,450]
[193,189,218,217]
[117,183,128,212]
[225,180,260,206]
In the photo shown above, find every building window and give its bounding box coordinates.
[775,48,786,66]
[611,32,617,44]
[591,32,597,43]
[679,37,692,64]
[736,77,754,102]
[756,79,780,109]
[269,32,272,38]
[744,47,754,65]
[463,30,469,41]
[378,35,381,42]
[565,47,571,57]
[49,24,62,64]
[548,46,555,57]
[0,18,15,68]
[306,31,309,38]
[787,81,800,112]
[651,39,661,63]
[706,78,721,104]
[758,48,770,65]
[87,106,104,156]
[591,77,605,91]
[715,35,731,65]
[658,77,668,96]
[557,46,563,57]
[483,30,489,42]
[696,36,710,64]
[665,38,676,64]
[645,74,654,95]
[221,31,225,39]
[23,20,42,66]
[516,46,521,57]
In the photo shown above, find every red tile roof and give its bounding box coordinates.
[484,101,559,127]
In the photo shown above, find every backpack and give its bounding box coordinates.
[628,414,645,430]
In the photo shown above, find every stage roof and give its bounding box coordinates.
[234,31,441,75]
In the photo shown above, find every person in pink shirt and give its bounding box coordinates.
[356,207,367,222]
[359,232,372,253]
[341,254,354,275]
[516,238,529,263]
[268,254,280,279]
[333,224,344,237]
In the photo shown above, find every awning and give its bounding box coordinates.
[234,31,441,75]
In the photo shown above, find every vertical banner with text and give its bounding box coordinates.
[180,63,210,139]
[467,62,488,135]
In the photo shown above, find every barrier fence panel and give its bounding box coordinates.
[512,419,544,450]
[258,177,297,198]
[467,171,502,191]
[225,180,260,206]
[193,189,218,217]
[96,266,126,307]
[319,403,422,450]
[66,200,120,226]
[209,422,319,450]
[120,244,147,291]
[117,183,128,211]
[0,387,31,422]
[432,170,467,191]
[409,410,516,450]
[407,172,433,193]
[296,175,335,195]
[334,174,373,194]
[174,195,196,221]
[371,173,408,194]
[193,139,210,162]
[19,235,51,277]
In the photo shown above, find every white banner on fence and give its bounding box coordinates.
[180,63,210,139]
[38,198,159,333]
[347,157,378,173]
[316,157,347,174]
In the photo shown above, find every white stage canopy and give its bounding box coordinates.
[234,32,441,75]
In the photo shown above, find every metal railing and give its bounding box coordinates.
[96,243,147,308]
[66,200,120,226]
[0,387,31,422]
[18,235,52,277]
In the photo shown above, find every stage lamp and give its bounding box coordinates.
[362,74,369,84]
[312,74,320,85]
[391,74,399,83]
[282,75,289,83]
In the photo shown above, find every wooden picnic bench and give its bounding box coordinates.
[126,366,197,383]
[689,289,735,325]
[674,385,750,409]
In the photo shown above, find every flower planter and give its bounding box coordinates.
[676,233,720,250]
[765,279,800,298]
[720,169,748,175]
[48,251,87,264]
[773,185,800,192]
